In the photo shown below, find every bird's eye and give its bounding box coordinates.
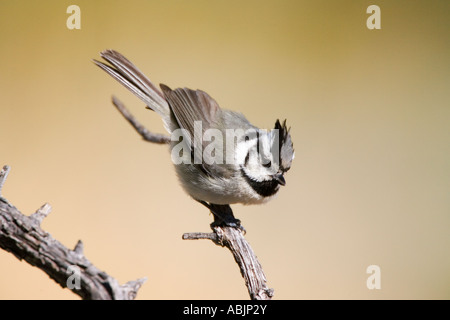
[262,160,271,168]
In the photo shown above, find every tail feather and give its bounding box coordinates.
[94,50,169,119]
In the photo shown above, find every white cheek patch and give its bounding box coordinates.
[258,134,280,175]
[235,138,257,167]
[235,131,281,177]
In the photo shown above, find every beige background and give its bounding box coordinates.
[0,1,449,299]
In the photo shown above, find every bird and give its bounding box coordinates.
[94,50,294,229]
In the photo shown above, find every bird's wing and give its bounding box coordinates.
[160,84,236,179]
[160,84,220,139]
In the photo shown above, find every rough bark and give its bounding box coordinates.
[0,165,146,300]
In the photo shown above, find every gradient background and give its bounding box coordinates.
[0,0,449,299]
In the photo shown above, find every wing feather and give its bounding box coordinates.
[160,85,235,178]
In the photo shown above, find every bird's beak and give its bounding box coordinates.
[273,173,286,186]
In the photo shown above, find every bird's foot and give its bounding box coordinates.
[196,200,246,234]
[210,217,246,233]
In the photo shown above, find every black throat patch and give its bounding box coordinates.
[241,168,280,198]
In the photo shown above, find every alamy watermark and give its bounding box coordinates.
[366,265,381,290]
[66,265,81,290]
[67,5,381,31]
[170,121,280,170]
[66,5,81,30]
[366,5,381,30]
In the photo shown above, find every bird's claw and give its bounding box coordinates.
[210,219,246,234]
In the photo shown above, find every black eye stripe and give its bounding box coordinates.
[256,131,260,154]
[244,151,250,166]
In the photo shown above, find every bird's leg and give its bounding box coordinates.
[196,200,245,232]
[209,204,241,228]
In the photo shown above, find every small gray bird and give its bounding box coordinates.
[95,50,294,228]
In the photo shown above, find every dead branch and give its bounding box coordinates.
[112,96,170,144]
[113,97,273,300]
[183,228,274,300]
[0,165,146,300]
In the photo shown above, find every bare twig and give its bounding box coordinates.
[182,232,219,242]
[183,227,274,300]
[0,165,146,300]
[112,96,170,144]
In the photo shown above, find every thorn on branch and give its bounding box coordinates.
[73,240,84,255]
[0,165,11,196]
[30,203,52,226]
